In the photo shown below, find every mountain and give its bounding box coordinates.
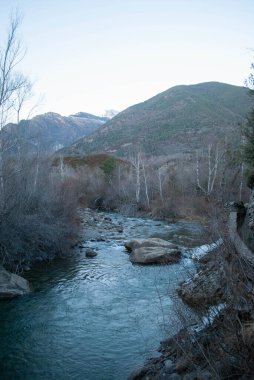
[4,111,106,154]
[70,112,109,122]
[101,109,119,119]
[63,82,253,157]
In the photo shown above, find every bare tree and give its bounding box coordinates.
[0,13,31,207]
[13,80,32,124]
[0,14,30,127]
[196,144,221,197]
[131,152,141,203]
[156,165,169,202]
[141,160,150,208]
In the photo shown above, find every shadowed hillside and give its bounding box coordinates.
[4,111,107,155]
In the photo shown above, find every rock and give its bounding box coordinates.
[125,238,179,252]
[0,267,31,299]
[97,237,106,242]
[23,265,31,271]
[164,359,173,369]
[86,249,97,258]
[125,238,181,265]
[130,246,181,265]
[128,367,149,380]
[177,260,226,308]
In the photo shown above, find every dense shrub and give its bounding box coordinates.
[0,157,80,272]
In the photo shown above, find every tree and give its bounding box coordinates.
[196,144,221,197]
[0,14,81,271]
[130,152,141,203]
[0,13,31,207]
[0,13,31,127]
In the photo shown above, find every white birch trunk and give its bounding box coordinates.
[142,161,150,208]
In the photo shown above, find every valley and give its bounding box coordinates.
[1,79,254,380]
[1,3,254,379]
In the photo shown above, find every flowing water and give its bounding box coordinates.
[0,212,205,380]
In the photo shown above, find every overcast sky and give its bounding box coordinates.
[1,0,254,118]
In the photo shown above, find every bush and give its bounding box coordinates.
[0,157,80,272]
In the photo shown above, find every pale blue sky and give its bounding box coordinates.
[0,0,254,118]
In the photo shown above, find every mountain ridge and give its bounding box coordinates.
[4,111,107,154]
[63,82,253,157]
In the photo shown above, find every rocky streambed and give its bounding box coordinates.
[0,208,224,380]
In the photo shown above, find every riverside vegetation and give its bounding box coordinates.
[1,14,254,380]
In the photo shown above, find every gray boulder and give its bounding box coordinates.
[130,246,181,265]
[125,238,181,265]
[177,260,226,308]
[124,238,179,252]
[0,267,31,300]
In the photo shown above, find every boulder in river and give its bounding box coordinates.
[0,266,31,300]
[125,238,181,265]
[130,246,181,265]
[124,238,179,252]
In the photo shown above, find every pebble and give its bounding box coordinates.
[86,249,97,258]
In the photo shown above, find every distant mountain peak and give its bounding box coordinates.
[4,111,107,155]
[69,112,108,122]
[101,109,119,119]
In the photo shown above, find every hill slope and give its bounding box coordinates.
[64,82,253,157]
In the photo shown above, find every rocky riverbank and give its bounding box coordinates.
[177,247,226,309]
[129,236,254,379]
[128,200,254,379]
[79,207,125,242]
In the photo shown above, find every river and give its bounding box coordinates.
[0,211,205,380]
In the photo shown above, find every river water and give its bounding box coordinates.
[0,212,205,380]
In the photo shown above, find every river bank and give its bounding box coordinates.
[128,208,254,379]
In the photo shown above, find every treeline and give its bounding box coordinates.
[57,140,249,223]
